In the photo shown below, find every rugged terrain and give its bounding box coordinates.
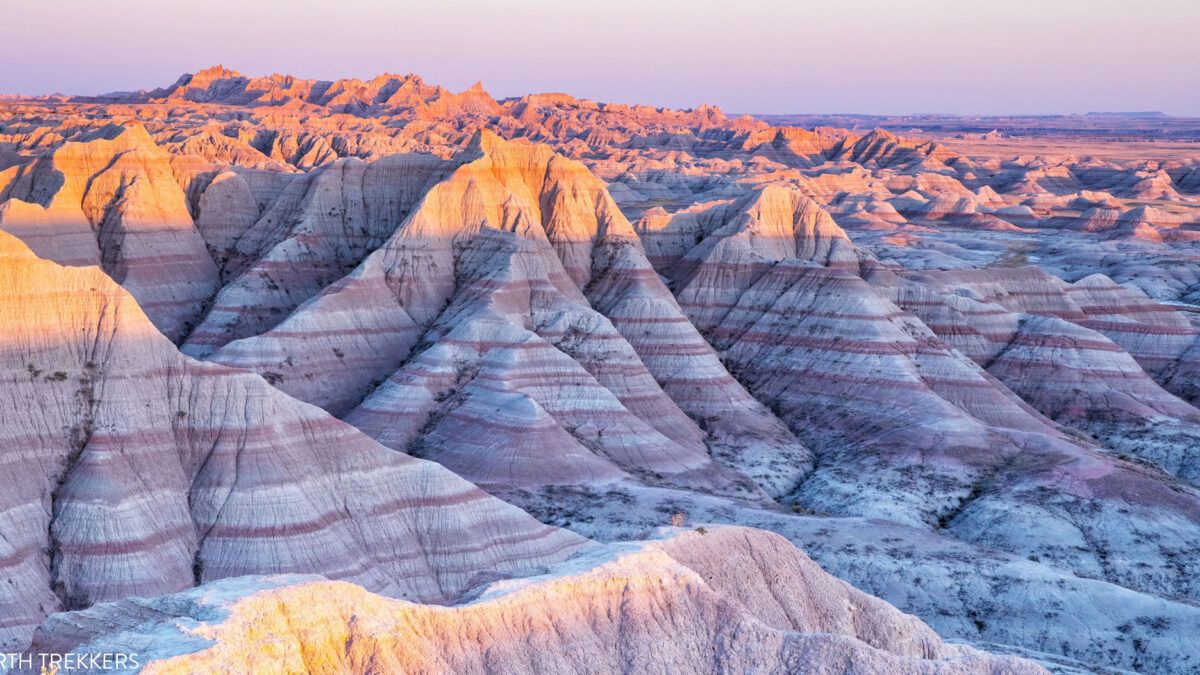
[2,67,1200,673]
[19,528,1041,675]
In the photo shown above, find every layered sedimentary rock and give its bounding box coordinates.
[23,528,1041,675]
[585,224,812,496]
[4,68,1200,674]
[145,65,504,119]
[663,186,872,335]
[883,267,1200,483]
[0,231,583,651]
[210,130,808,498]
[0,124,217,339]
[987,314,1200,482]
[182,152,452,357]
[645,188,1200,625]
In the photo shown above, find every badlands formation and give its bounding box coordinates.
[0,67,1199,673]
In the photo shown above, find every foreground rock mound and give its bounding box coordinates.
[23,527,1042,675]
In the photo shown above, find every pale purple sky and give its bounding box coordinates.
[3,0,1197,115]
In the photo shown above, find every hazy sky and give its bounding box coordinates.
[3,0,1197,115]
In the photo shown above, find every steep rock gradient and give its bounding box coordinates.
[0,231,583,651]
[0,124,217,340]
[209,130,810,497]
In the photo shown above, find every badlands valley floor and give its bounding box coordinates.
[1,68,1200,673]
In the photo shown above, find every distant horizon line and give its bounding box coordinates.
[1,65,1196,120]
[2,93,1192,122]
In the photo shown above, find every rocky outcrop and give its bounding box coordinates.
[887,268,1200,483]
[645,215,1200,626]
[207,131,808,498]
[665,186,872,335]
[21,527,1042,675]
[0,231,584,651]
[142,66,504,119]
[986,315,1200,483]
[182,152,452,357]
[0,124,217,340]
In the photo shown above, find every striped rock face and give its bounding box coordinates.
[882,267,1200,484]
[0,125,218,340]
[640,185,1200,669]
[20,527,1043,675]
[208,130,809,500]
[0,231,585,651]
[182,152,454,359]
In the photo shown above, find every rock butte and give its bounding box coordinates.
[1,66,1199,673]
